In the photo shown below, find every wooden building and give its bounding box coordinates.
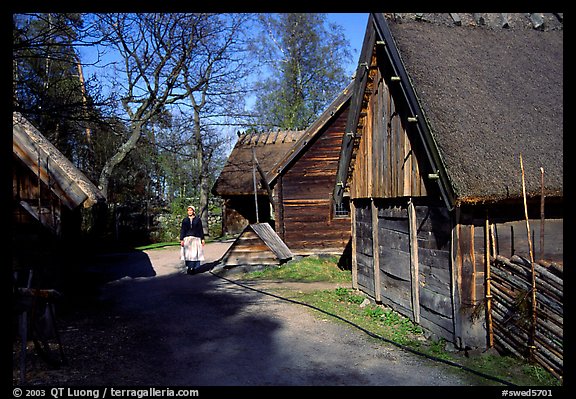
[212,130,305,235]
[13,112,106,272]
[333,13,563,349]
[213,82,353,258]
[267,82,353,255]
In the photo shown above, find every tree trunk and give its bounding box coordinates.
[98,122,143,199]
[192,107,210,237]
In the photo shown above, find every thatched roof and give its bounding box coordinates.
[211,130,305,196]
[385,13,563,203]
[13,112,105,209]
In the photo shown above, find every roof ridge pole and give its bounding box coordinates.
[500,13,510,29]
[449,13,462,26]
[529,13,545,30]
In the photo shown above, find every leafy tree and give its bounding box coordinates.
[250,13,352,130]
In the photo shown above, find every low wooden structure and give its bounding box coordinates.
[334,13,563,351]
[220,223,293,266]
[12,112,105,271]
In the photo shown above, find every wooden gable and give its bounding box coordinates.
[348,46,427,201]
[13,112,105,210]
[212,130,305,197]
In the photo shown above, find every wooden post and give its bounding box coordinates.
[485,212,494,348]
[252,147,259,224]
[408,199,420,323]
[451,206,464,349]
[519,154,537,359]
[351,200,358,290]
[371,199,381,303]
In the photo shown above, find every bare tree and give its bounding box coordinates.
[179,13,254,234]
[95,13,201,199]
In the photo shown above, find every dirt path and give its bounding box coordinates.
[15,241,484,387]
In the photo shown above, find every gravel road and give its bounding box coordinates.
[14,240,485,388]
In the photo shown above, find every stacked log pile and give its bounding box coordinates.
[490,254,563,379]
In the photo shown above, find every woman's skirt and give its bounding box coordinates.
[181,236,204,261]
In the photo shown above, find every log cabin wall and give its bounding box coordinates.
[276,105,351,255]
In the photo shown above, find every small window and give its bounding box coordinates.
[334,197,350,218]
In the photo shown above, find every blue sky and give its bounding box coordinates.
[80,13,370,86]
[326,13,370,76]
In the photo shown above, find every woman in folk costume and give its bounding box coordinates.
[180,205,205,274]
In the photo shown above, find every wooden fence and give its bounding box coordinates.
[490,254,563,379]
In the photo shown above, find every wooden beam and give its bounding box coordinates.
[408,199,420,323]
[485,213,494,348]
[351,200,358,290]
[334,15,376,205]
[371,199,381,303]
[451,207,464,348]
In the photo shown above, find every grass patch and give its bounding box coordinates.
[241,255,351,283]
[135,242,180,250]
[239,255,561,387]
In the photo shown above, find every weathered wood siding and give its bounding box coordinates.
[492,219,563,265]
[278,106,351,254]
[413,205,453,339]
[353,198,456,342]
[349,66,426,201]
[353,199,375,296]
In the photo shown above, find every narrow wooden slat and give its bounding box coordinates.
[371,199,381,302]
[408,199,420,323]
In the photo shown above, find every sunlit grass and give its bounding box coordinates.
[238,254,561,386]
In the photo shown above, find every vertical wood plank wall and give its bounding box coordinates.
[350,67,426,200]
[353,199,456,342]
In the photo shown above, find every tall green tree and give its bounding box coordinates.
[250,13,352,130]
